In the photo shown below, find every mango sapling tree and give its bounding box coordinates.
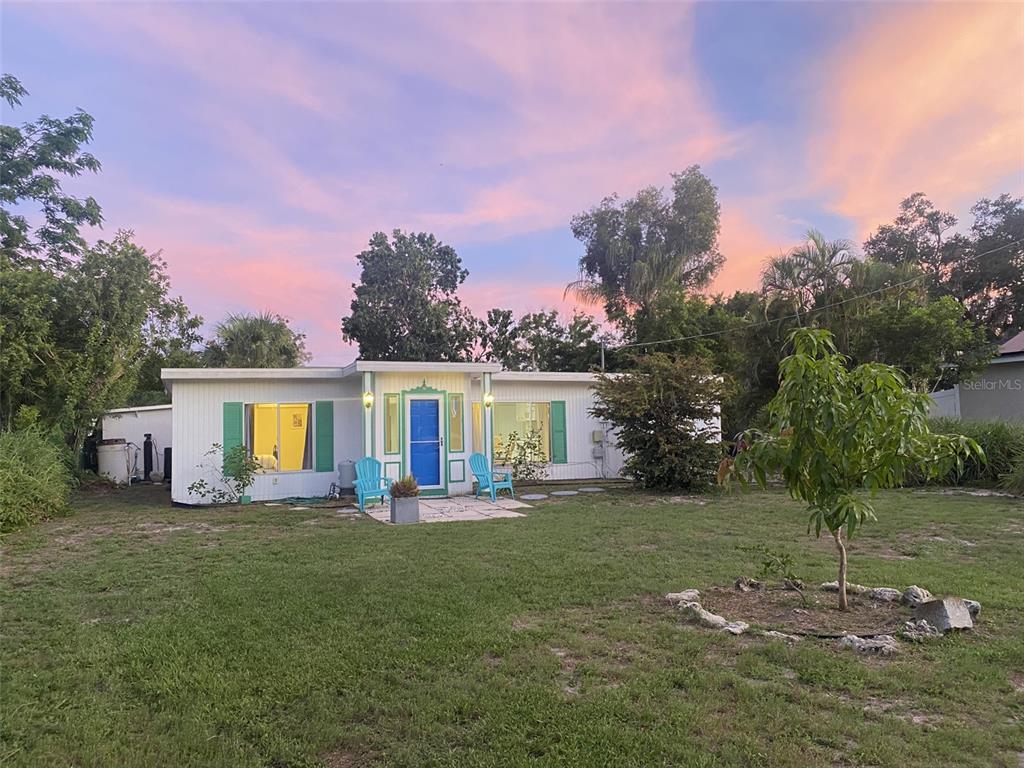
[727,328,982,610]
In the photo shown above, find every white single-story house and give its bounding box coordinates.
[930,332,1024,422]
[161,361,645,505]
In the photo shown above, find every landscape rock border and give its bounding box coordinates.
[666,580,980,652]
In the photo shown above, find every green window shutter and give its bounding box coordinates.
[223,402,244,477]
[223,402,244,457]
[550,401,567,464]
[315,400,334,472]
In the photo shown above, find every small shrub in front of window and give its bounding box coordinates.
[497,430,550,483]
[188,443,262,504]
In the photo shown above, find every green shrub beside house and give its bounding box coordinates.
[0,427,73,533]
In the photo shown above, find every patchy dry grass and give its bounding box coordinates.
[1,484,1022,767]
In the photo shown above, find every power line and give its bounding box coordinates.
[609,239,1022,352]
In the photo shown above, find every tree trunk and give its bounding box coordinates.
[833,529,848,611]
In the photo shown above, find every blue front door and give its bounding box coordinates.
[409,399,441,487]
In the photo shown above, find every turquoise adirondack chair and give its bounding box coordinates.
[354,456,392,512]
[469,452,514,502]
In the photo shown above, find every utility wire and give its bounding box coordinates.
[609,239,1022,352]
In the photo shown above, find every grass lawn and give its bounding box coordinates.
[2,485,1022,767]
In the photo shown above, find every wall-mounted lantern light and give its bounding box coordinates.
[483,392,494,409]
[362,391,374,410]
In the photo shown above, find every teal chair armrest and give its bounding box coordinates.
[382,477,394,488]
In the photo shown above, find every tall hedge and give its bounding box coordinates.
[0,429,73,533]
[927,418,1024,487]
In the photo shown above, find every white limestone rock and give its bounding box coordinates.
[761,630,801,643]
[867,587,903,603]
[821,581,868,595]
[665,589,701,606]
[900,619,942,642]
[901,585,933,607]
[837,634,900,656]
[678,601,748,635]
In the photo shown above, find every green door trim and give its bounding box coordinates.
[400,382,448,495]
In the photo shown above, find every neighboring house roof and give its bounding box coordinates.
[998,332,1024,356]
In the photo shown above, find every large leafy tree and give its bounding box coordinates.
[41,233,178,455]
[132,297,205,404]
[729,329,981,610]
[0,258,58,423]
[840,292,992,391]
[0,74,102,265]
[567,166,723,323]
[1,76,200,446]
[865,193,1023,341]
[592,354,724,491]
[341,230,478,361]
[755,232,992,394]
[478,309,606,371]
[863,192,957,275]
[626,287,742,363]
[204,311,309,368]
[953,195,1023,341]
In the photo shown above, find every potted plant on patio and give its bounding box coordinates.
[390,475,420,524]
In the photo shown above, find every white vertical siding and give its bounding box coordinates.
[170,378,362,504]
[486,380,627,481]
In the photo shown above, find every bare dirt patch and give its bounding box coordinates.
[701,586,909,637]
[549,646,581,696]
[837,692,945,730]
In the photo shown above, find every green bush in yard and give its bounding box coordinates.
[592,353,724,491]
[0,427,73,532]
[926,418,1024,486]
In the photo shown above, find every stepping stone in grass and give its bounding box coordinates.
[521,493,548,501]
[290,506,311,511]
[578,487,606,493]
[550,490,579,497]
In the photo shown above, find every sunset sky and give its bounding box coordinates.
[4,2,1022,363]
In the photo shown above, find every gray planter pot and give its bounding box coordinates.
[390,496,419,524]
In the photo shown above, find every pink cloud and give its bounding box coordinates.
[809,3,1024,230]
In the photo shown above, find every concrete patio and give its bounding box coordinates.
[364,495,531,525]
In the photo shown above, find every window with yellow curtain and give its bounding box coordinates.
[493,402,550,461]
[448,394,464,452]
[471,402,482,454]
[245,403,313,471]
[384,394,400,454]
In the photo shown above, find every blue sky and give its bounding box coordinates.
[3,2,1021,362]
